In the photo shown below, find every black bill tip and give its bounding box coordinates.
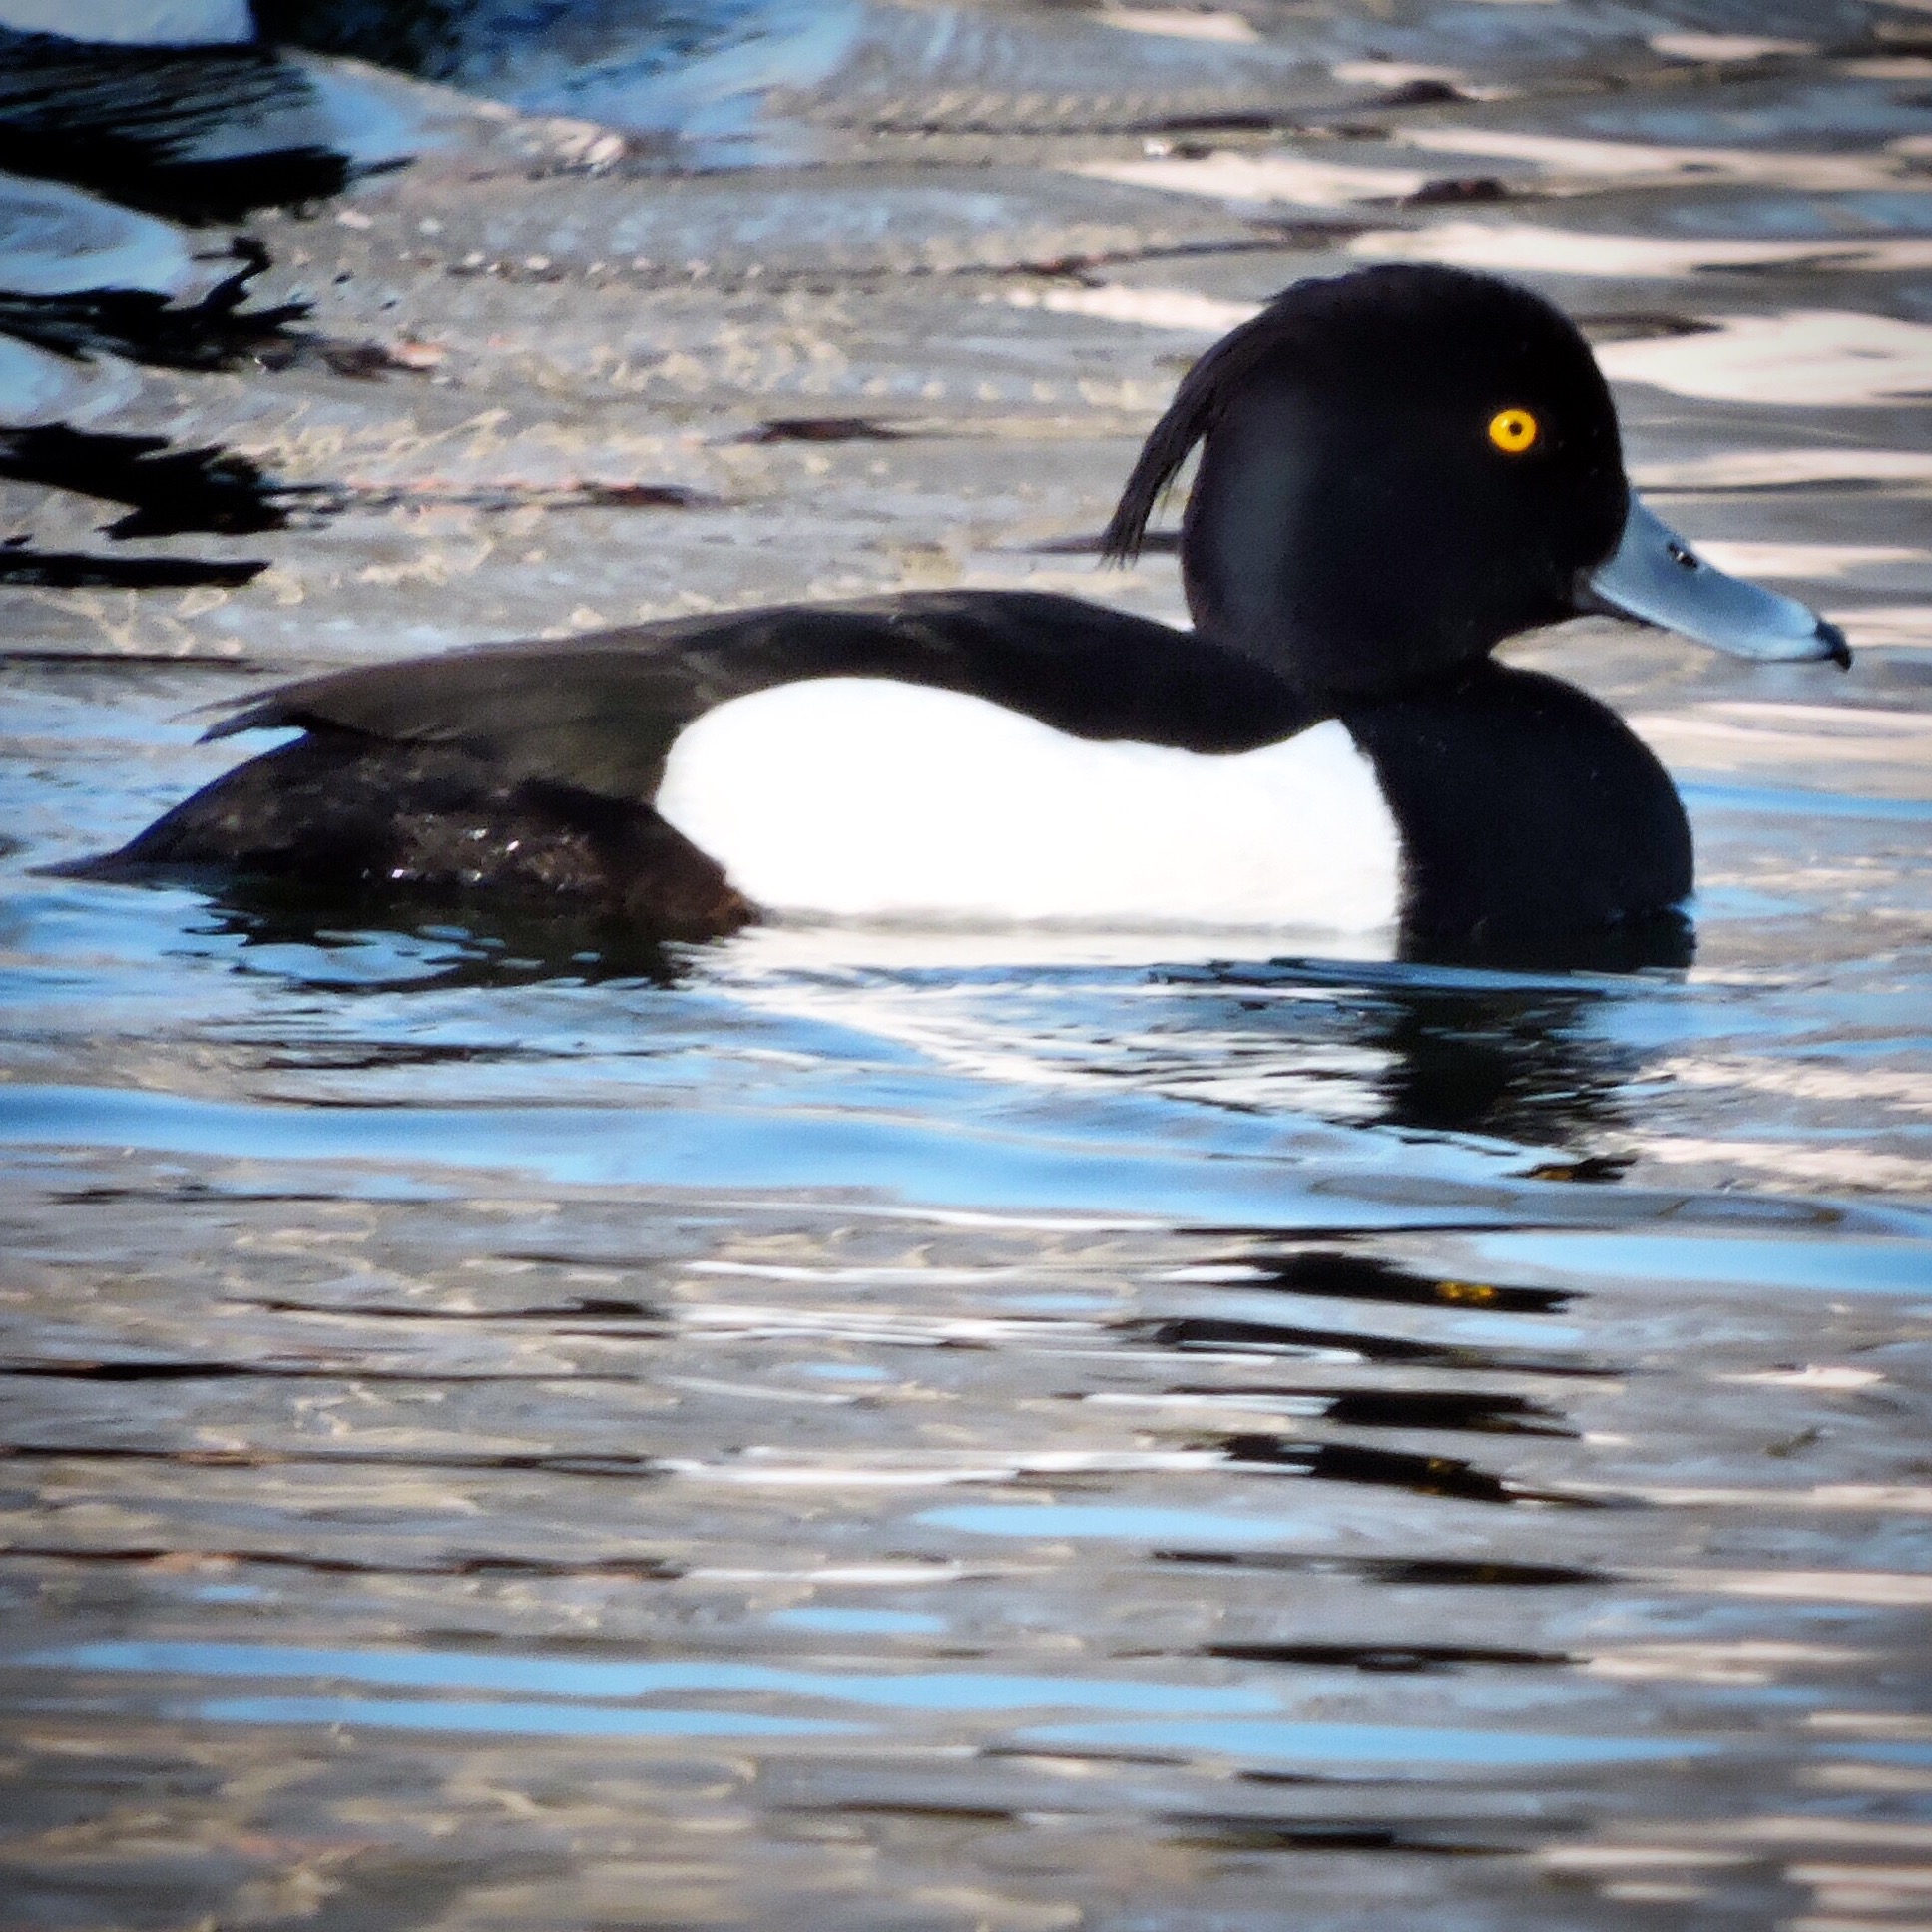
[1816,618,1853,670]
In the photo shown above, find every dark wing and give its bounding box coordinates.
[208,589,1317,803]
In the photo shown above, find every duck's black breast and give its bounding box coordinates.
[1339,662,1692,962]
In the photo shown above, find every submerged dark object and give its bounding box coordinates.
[250,0,797,102]
[0,28,352,224]
[0,542,264,590]
[0,239,310,374]
[0,416,302,593]
[72,265,1852,965]
[0,424,304,539]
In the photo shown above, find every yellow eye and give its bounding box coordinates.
[1488,407,1539,454]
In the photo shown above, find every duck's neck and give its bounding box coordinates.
[1336,662,1692,964]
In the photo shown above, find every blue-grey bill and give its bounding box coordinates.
[1583,497,1851,667]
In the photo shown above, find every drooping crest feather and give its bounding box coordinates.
[1100,290,1306,564]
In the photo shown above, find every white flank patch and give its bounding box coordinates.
[1347,222,1932,279]
[1597,312,1932,407]
[656,679,1400,935]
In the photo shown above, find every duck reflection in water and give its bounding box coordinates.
[71,265,1848,970]
[177,883,691,996]
[1371,977,1650,1150]
[1150,952,1658,1150]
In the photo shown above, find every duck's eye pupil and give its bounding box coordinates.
[1487,408,1539,454]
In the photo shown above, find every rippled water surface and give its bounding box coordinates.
[4,1,1932,1925]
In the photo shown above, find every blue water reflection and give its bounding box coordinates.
[769,1608,945,1634]
[3,8,1932,1909]
[1013,1718,1719,1768]
[28,1642,1286,1714]
[196,1697,862,1737]
[920,1505,1334,1546]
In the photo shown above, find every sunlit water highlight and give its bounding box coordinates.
[4,1,1932,1925]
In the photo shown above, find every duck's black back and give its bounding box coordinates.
[1341,663,1691,963]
